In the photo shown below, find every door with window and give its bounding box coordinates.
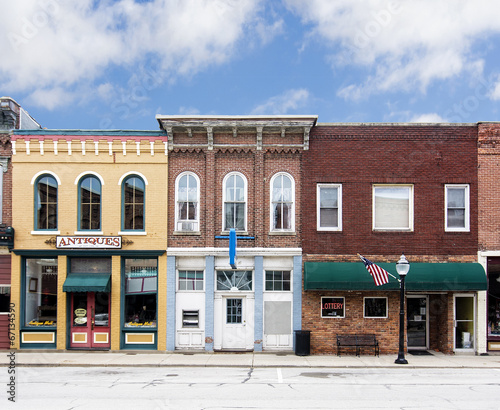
[454,295,475,351]
[70,292,110,349]
[222,297,247,349]
[407,296,428,349]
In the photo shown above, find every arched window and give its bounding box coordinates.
[270,173,294,231]
[175,172,199,232]
[122,175,145,231]
[35,175,58,230]
[223,172,247,231]
[78,175,101,231]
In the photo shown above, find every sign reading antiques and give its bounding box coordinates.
[56,236,122,249]
[321,297,345,318]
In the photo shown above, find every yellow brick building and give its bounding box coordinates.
[10,130,168,350]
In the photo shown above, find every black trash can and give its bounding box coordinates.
[294,330,311,356]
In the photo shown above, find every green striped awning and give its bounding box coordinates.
[63,273,111,292]
[304,262,487,291]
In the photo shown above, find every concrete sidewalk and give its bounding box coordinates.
[1,350,500,368]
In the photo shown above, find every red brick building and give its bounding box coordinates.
[157,115,316,351]
[301,123,486,355]
[478,122,500,352]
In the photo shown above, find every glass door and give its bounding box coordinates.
[455,295,475,351]
[407,296,428,349]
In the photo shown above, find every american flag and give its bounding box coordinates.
[358,254,390,286]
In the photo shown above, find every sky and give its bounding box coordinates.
[1,0,500,130]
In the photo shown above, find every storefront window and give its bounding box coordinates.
[0,286,10,313]
[24,258,58,327]
[488,272,500,336]
[364,297,388,318]
[124,259,157,328]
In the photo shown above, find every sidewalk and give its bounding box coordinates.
[2,350,500,368]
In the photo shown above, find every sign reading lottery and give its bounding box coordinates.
[56,236,122,249]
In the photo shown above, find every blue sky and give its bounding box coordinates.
[2,0,500,130]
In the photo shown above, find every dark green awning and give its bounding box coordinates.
[63,273,111,292]
[304,262,487,291]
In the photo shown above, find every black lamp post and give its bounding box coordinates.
[395,253,410,364]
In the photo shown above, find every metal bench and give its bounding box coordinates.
[336,334,379,357]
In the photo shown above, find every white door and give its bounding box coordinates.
[454,295,475,352]
[222,297,247,349]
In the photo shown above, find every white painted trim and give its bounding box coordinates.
[317,183,342,231]
[74,171,105,185]
[31,171,62,186]
[167,247,302,257]
[117,172,149,186]
[22,332,56,344]
[31,231,60,235]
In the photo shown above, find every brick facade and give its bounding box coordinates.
[302,124,479,355]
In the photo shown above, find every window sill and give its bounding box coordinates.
[173,231,201,236]
[269,231,296,236]
[118,231,147,236]
[31,231,60,235]
[74,231,104,235]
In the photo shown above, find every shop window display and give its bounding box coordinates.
[124,259,157,328]
[24,258,58,327]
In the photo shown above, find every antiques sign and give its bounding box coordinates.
[56,236,122,249]
[321,297,345,318]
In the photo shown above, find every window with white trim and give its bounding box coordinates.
[373,185,413,231]
[445,184,469,232]
[223,172,247,231]
[178,270,204,291]
[364,297,388,318]
[265,270,291,291]
[317,184,342,231]
[35,174,58,231]
[175,172,200,232]
[270,173,294,231]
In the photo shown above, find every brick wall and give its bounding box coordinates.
[478,122,500,250]
[167,131,304,249]
[303,124,478,256]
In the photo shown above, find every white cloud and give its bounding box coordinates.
[0,0,266,108]
[251,88,310,115]
[27,86,76,110]
[285,0,500,99]
[409,113,447,123]
[489,76,500,101]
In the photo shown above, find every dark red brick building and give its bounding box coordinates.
[301,123,486,355]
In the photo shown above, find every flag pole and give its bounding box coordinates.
[357,254,399,282]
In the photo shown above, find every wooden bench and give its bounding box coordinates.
[336,334,379,357]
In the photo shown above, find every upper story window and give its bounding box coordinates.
[78,175,101,231]
[317,184,342,231]
[223,172,247,232]
[175,172,200,232]
[373,185,413,231]
[445,184,470,232]
[270,173,294,232]
[35,175,58,230]
[122,175,145,231]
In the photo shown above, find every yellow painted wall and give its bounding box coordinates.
[12,137,168,350]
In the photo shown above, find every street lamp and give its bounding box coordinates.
[395,253,410,364]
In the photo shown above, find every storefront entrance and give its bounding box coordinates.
[454,295,475,351]
[407,296,428,349]
[222,297,247,350]
[70,292,110,349]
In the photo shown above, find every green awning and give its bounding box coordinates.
[63,273,111,292]
[304,262,487,291]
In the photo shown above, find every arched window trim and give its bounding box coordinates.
[174,171,200,232]
[121,174,146,232]
[269,172,295,232]
[222,172,248,232]
[33,174,58,231]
